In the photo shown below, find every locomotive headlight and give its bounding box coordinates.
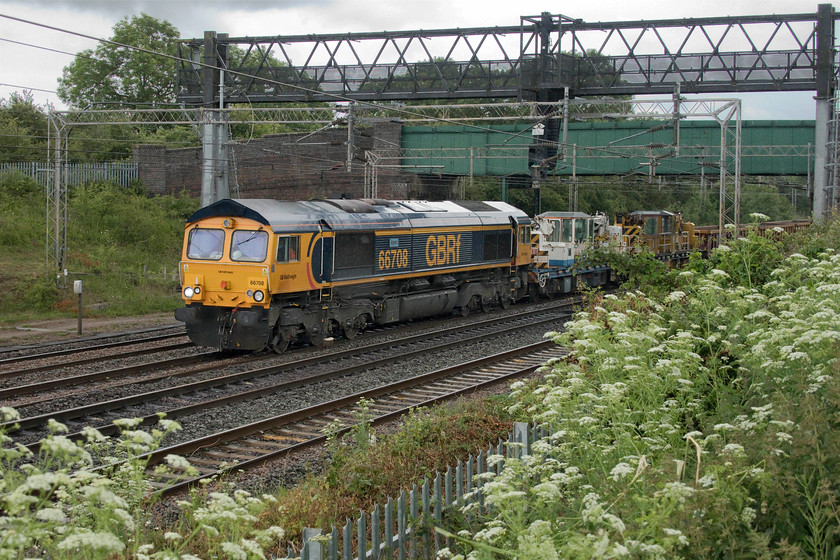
[183,286,195,298]
[194,286,201,295]
[253,290,265,302]
[246,289,254,297]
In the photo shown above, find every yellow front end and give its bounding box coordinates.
[179,216,272,309]
[176,216,274,350]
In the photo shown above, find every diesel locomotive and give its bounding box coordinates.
[175,198,536,352]
[174,198,808,352]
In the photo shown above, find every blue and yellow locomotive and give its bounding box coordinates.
[176,198,768,352]
[175,198,533,352]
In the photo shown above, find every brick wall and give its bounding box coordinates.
[133,122,421,201]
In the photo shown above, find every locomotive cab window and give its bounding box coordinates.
[277,236,300,263]
[547,222,561,243]
[562,220,573,243]
[575,219,588,242]
[519,225,531,244]
[230,230,268,262]
[187,228,225,260]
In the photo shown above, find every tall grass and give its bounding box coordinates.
[0,175,199,322]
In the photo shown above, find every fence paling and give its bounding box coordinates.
[299,422,539,559]
[0,161,138,188]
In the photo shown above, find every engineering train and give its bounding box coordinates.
[173,198,807,352]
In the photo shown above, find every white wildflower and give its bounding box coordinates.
[56,531,126,555]
[610,463,634,481]
[220,542,248,560]
[657,482,695,503]
[698,474,716,488]
[741,506,757,525]
[532,481,561,501]
[776,432,793,444]
[113,417,143,429]
[722,443,746,457]
[35,508,67,523]
[47,418,69,433]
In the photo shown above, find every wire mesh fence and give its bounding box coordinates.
[0,161,138,188]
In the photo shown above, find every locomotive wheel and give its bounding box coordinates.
[269,327,293,354]
[343,314,369,340]
[307,332,326,348]
[480,297,490,313]
[343,324,358,339]
[500,294,511,309]
[270,335,290,354]
[456,305,470,317]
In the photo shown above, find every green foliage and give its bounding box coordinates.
[580,245,679,295]
[443,222,840,559]
[0,91,49,162]
[57,14,180,109]
[783,210,840,258]
[707,230,784,289]
[67,183,196,272]
[0,178,199,321]
[22,274,61,312]
[0,173,44,248]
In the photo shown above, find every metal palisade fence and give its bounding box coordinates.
[0,161,138,188]
[297,422,545,560]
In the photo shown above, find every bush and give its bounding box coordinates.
[21,274,60,312]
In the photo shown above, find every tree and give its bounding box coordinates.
[0,91,49,162]
[57,14,180,109]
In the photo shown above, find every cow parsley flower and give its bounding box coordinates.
[220,542,248,560]
[698,474,716,488]
[0,406,21,421]
[722,443,746,457]
[657,482,695,503]
[56,531,126,555]
[35,507,67,523]
[47,418,69,433]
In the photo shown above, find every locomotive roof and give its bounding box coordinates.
[187,198,530,233]
[537,212,592,219]
[628,210,677,217]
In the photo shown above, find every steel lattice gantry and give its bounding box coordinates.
[176,7,837,104]
[173,6,839,219]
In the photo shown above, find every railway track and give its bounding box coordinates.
[0,330,190,379]
[0,324,184,360]
[137,340,565,495]
[7,302,573,445]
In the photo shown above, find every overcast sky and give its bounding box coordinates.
[0,0,836,119]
